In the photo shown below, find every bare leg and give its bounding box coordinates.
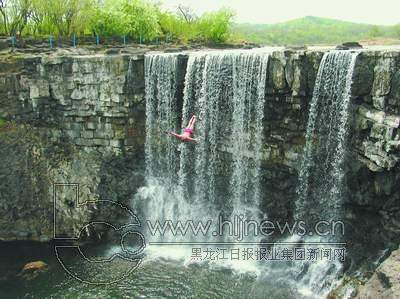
[186,116,193,128]
[187,115,196,130]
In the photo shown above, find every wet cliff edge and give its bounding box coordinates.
[0,47,400,296]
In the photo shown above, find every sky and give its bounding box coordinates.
[161,0,400,25]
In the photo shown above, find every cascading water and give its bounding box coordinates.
[137,49,270,256]
[291,50,359,297]
[230,53,268,217]
[136,49,359,297]
[179,50,269,221]
[296,50,359,224]
[144,54,180,184]
[138,53,188,249]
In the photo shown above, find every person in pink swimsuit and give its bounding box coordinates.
[166,115,199,143]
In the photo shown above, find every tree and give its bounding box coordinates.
[90,0,160,40]
[0,0,236,42]
[158,10,194,42]
[31,0,95,36]
[121,0,160,40]
[0,0,32,36]
[394,24,400,39]
[90,8,129,36]
[0,0,8,34]
[10,0,32,36]
[368,25,381,38]
[177,5,196,23]
[196,9,235,43]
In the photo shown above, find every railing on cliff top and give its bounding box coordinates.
[0,33,175,50]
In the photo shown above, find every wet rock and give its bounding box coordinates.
[372,57,395,110]
[284,45,307,51]
[336,42,363,50]
[164,48,182,53]
[388,69,400,112]
[0,49,400,270]
[328,276,361,299]
[0,53,146,242]
[105,48,121,55]
[357,247,400,298]
[22,261,48,272]
[270,57,287,91]
[352,53,375,96]
[19,261,49,281]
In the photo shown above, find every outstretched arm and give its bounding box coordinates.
[165,131,183,140]
[187,137,199,143]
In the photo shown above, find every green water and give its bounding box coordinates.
[0,242,297,298]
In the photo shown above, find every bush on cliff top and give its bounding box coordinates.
[0,0,235,44]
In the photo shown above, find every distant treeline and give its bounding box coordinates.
[234,16,400,45]
[2,1,399,46]
[0,0,234,43]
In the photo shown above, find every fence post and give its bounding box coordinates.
[49,36,53,49]
[96,34,100,45]
[123,35,126,45]
[72,34,77,47]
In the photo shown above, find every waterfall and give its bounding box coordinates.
[178,50,270,229]
[144,54,180,185]
[139,53,186,244]
[230,53,269,216]
[136,49,359,296]
[292,50,359,297]
[137,50,270,248]
[296,50,359,224]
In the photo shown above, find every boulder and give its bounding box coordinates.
[20,260,49,281]
[336,42,363,50]
[357,247,400,298]
[22,260,48,272]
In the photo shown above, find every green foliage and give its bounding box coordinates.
[158,11,194,42]
[158,8,235,43]
[0,0,234,43]
[0,0,32,36]
[90,0,161,40]
[20,0,96,36]
[90,7,129,36]
[90,0,161,39]
[368,25,381,38]
[121,0,160,40]
[195,9,235,43]
[395,24,400,38]
[234,16,400,45]
[1,0,399,46]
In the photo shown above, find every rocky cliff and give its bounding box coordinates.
[257,49,400,277]
[357,246,400,298]
[0,53,146,241]
[0,49,400,291]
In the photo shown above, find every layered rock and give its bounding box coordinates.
[0,53,146,241]
[357,246,400,298]
[0,50,400,288]
[258,50,400,278]
[259,50,323,222]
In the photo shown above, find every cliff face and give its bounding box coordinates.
[0,54,146,241]
[258,51,400,217]
[357,246,400,298]
[0,49,399,262]
[254,50,400,278]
